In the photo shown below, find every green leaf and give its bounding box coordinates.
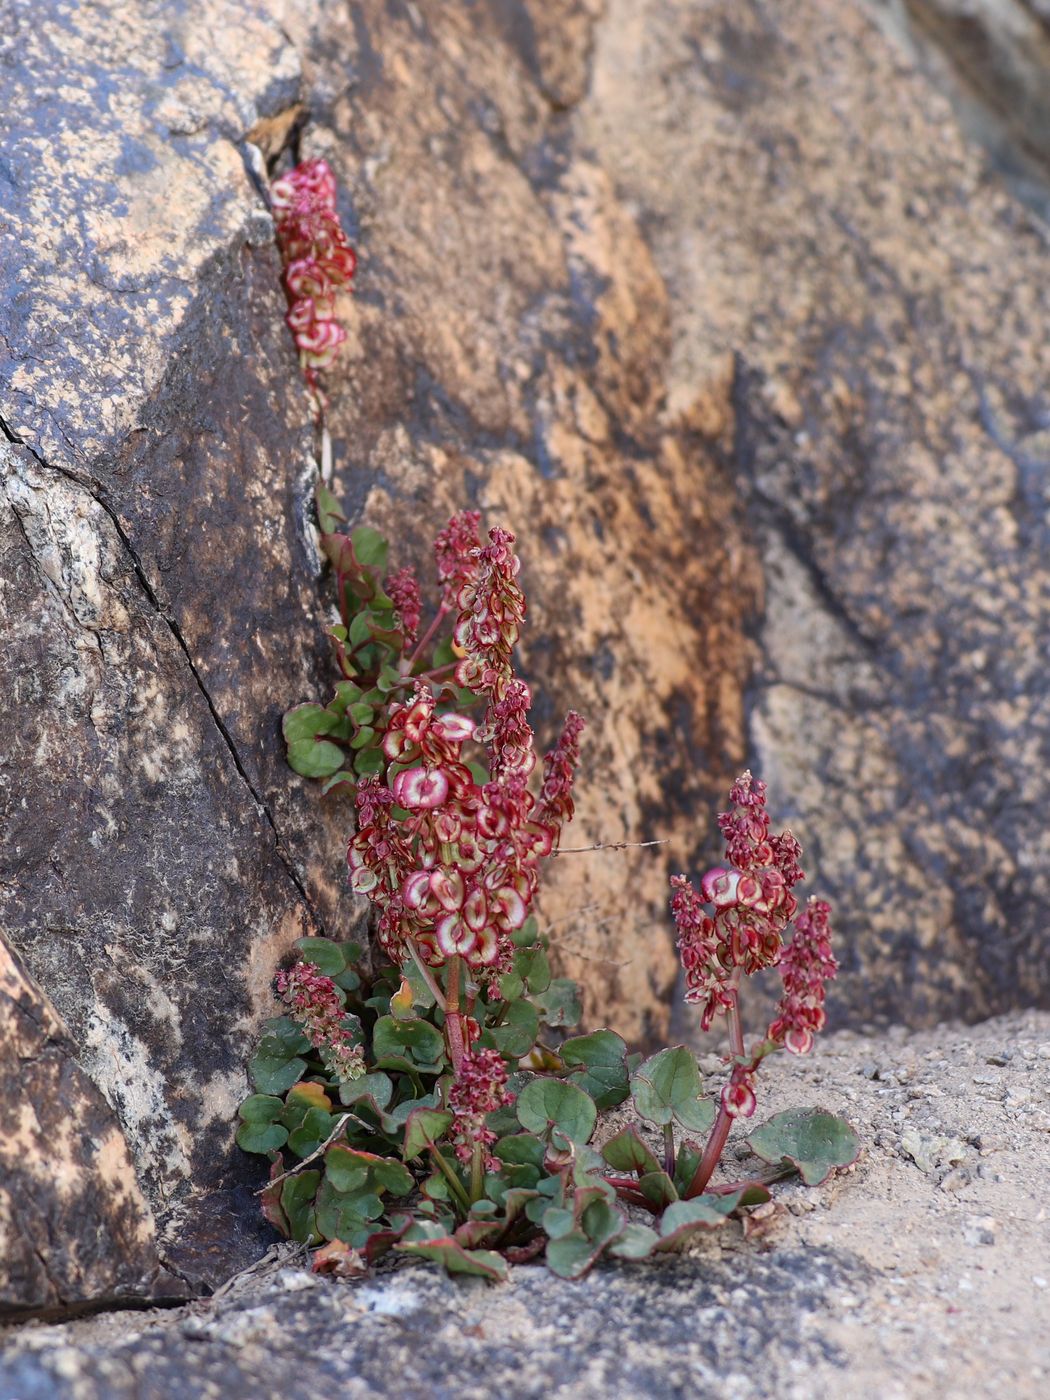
[295,938,346,977]
[250,1051,307,1096]
[516,1079,597,1143]
[315,482,347,535]
[398,1239,508,1281]
[486,999,539,1059]
[403,1107,454,1161]
[349,724,377,750]
[673,1139,703,1196]
[288,1107,335,1158]
[350,525,389,572]
[562,1030,630,1109]
[609,1224,659,1260]
[532,977,582,1029]
[601,1125,662,1176]
[513,945,551,994]
[373,1015,446,1068]
[545,1231,598,1279]
[638,1171,679,1210]
[238,1094,285,1124]
[324,1145,371,1194]
[494,1134,547,1170]
[320,770,355,796]
[348,610,375,649]
[315,1176,383,1244]
[283,704,342,743]
[281,1171,321,1244]
[354,747,387,777]
[631,1047,715,1132]
[747,1109,861,1185]
[653,1185,771,1251]
[235,1121,289,1154]
[341,1072,393,1111]
[288,736,346,779]
[542,1206,576,1239]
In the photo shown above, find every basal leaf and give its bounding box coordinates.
[397,1239,508,1282]
[562,1030,630,1109]
[747,1108,861,1185]
[631,1047,715,1133]
[516,1079,597,1144]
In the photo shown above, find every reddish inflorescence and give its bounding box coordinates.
[672,770,837,1117]
[346,515,584,978]
[385,566,423,645]
[448,1046,514,1170]
[671,770,805,1032]
[271,159,357,388]
[767,897,838,1056]
[276,961,364,1083]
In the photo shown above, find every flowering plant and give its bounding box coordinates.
[235,159,858,1281]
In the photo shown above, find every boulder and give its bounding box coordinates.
[0,933,183,1319]
[580,0,1050,1027]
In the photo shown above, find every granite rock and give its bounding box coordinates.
[0,933,184,1320]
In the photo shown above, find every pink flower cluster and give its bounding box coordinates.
[768,897,837,1055]
[448,1047,514,1170]
[347,515,584,975]
[671,771,804,1032]
[385,566,422,644]
[671,771,837,1118]
[276,960,364,1083]
[271,159,357,380]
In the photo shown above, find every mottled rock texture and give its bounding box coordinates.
[0,0,754,1300]
[2,0,1049,1314]
[581,0,1050,1028]
[0,933,183,1319]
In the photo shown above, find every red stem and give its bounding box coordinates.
[445,955,466,1075]
[685,983,746,1199]
[406,602,450,669]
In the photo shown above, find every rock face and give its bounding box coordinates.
[0,933,182,1319]
[2,0,1049,1314]
[580,0,1050,1028]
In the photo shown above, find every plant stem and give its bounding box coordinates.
[663,1123,676,1178]
[685,983,745,1199]
[428,1143,472,1213]
[406,602,450,669]
[445,955,466,1074]
[703,1163,798,1197]
[470,1143,485,1203]
[603,1176,659,1214]
[407,941,446,1011]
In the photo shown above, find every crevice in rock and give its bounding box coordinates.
[2,420,326,937]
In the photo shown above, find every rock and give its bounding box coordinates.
[873,0,1050,220]
[581,0,1050,1030]
[900,1127,969,1173]
[0,0,757,1301]
[0,933,184,1319]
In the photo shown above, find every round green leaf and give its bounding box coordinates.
[631,1046,715,1132]
[295,937,346,977]
[562,1030,630,1109]
[238,1094,284,1124]
[288,736,345,778]
[747,1108,861,1185]
[235,1121,288,1154]
[486,999,539,1059]
[516,1079,597,1143]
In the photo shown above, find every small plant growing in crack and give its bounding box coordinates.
[236,158,859,1281]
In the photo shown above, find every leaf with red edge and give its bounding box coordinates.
[260,1153,290,1237]
[397,1237,509,1281]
